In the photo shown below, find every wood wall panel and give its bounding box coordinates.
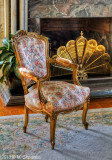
[0,0,4,46]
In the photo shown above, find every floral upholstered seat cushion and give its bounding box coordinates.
[25,81,90,112]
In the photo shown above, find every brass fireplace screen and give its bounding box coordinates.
[52,31,111,79]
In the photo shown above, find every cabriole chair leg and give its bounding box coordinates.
[23,105,29,133]
[82,100,89,130]
[50,115,57,150]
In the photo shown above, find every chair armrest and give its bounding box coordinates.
[19,67,39,82]
[49,57,73,68]
[49,57,80,85]
[19,67,47,103]
[56,57,74,68]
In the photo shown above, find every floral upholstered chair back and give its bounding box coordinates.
[13,31,50,85]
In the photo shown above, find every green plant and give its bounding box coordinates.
[0,34,20,84]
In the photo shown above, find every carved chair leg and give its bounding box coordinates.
[45,114,49,122]
[82,100,89,130]
[50,115,57,150]
[23,105,29,133]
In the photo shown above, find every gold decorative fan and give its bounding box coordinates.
[55,31,111,79]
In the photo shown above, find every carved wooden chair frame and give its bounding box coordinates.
[13,30,90,150]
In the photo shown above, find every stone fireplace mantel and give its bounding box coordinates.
[29,0,112,18]
[29,0,112,33]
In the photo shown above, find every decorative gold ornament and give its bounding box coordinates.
[55,31,111,79]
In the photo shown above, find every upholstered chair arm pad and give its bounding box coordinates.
[19,67,39,82]
[56,57,74,68]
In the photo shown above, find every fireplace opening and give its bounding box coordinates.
[40,18,112,78]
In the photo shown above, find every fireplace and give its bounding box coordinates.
[30,17,112,79]
[28,0,112,98]
[40,18,112,77]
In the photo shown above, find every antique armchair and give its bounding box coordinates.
[13,30,90,150]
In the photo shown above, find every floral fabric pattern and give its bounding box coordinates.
[25,81,90,112]
[17,37,47,84]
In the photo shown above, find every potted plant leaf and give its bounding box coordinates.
[0,34,24,95]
